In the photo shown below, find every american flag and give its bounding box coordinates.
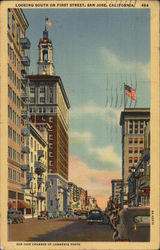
[45,18,52,27]
[125,84,136,100]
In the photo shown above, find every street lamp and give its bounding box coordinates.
[30,189,36,218]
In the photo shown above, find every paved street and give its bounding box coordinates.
[8,216,114,241]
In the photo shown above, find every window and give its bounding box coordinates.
[134,157,138,163]
[140,138,143,144]
[50,97,53,103]
[13,149,16,161]
[8,44,10,56]
[12,15,15,36]
[30,97,35,103]
[31,137,33,148]
[17,153,20,163]
[129,138,133,144]
[39,107,42,113]
[40,97,45,103]
[34,141,36,151]
[40,86,45,93]
[134,147,138,154]
[129,157,132,164]
[140,147,143,154]
[16,25,20,45]
[50,200,53,206]
[8,9,11,27]
[30,87,35,93]
[134,138,138,144]
[31,152,33,163]
[8,168,12,179]
[17,172,20,182]
[13,170,16,181]
[8,146,12,159]
[129,147,132,154]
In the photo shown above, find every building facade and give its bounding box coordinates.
[7,9,30,211]
[111,179,122,205]
[27,28,70,212]
[47,174,68,213]
[24,123,48,218]
[28,28,70,181]
[68,182,78,211]
[120,108,150,207]
[128,121,150,207]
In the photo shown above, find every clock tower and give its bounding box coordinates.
[37,27,54,75]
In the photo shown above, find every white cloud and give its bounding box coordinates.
[88,145,121,166]
[70,101,105,118]
[70,101,121,125]
[70,131,93,143]
[100,47,150,80]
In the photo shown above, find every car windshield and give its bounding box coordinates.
[90,210,101,214]
[134,216,150,223]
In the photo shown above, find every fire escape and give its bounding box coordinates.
[20,36,33,189]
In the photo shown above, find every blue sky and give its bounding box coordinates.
[23,9,150,209]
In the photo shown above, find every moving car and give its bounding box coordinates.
[87,209,104,224]
[8,210,24,224]
[113,207,150,242]
[78,211,88,220]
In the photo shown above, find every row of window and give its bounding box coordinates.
[29,107,55,113]
[8,105,21,128]
[8,126,21,145]
[29,97,53,104]
[8,85,21,108]
[129,157,139,164]
[128,120,148,135]
[8,146,21,163]
[8,44,21,71]
[8,9,20,45]
[8,168,21,182]
[128,137,143,144]
[129,147,143,154]
[8,64,21,90]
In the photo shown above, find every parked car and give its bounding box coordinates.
[66,211,74,217]
[8,210,24,224]
[38,211,48,220]
[78,211,88,220]
[87,209,104,224]
[113,207,150,242]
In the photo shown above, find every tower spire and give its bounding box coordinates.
[37,26,54,75]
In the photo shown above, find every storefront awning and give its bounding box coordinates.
[8,200,16,209]
[18,200,31,209]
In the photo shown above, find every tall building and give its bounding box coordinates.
[7,9,30,211]
[111,179,122,205]
[28,27,70,212]
[29,28,70,180]
[120,108,150,207]
[128,121,150,206]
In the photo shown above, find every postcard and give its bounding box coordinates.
[0,0,159,249]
